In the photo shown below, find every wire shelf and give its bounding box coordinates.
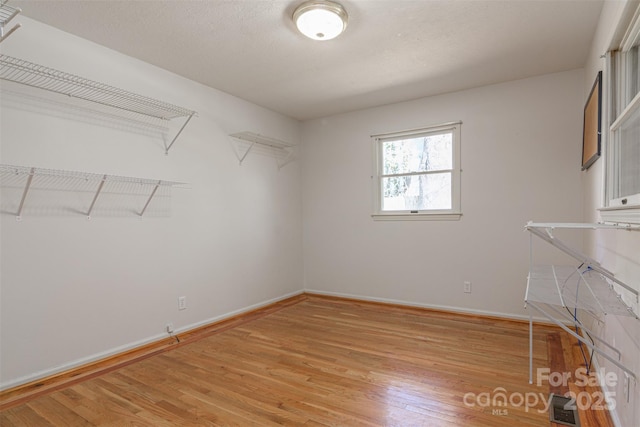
[0,1,19,25]
[524,222,639,383]
[525,265,636,317]
[229,131,297,169]
[0,1,21,43]
[0,55,194,120]
[0,164,186,219]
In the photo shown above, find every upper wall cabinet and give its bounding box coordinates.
[0,54,197,154]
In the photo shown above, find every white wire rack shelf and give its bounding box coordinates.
[524,222,639,384]
[0,1,21,43]
[0,164,186,219]
[229,131,297,169]
[0,54,196,154]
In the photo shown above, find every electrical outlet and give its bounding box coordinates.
[166,322,174,334]
[464,281,472,293]
[178,296,187,310]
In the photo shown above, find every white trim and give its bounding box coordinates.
[304,288,553,324]
[372,121,462,218]
[599,205,640,224]
[590,356,624,427]
[610,90,640,131]
[604,4,640,219]
[0,289,305,391]
[371,212,462,221]
[371,121,463,140]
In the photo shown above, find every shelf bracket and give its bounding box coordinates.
[164,113,195,155]
[86,175,107,219]
[16,167,34,221]
[140,181,161,217]
[238,142,256,165]
[277,147,296,170]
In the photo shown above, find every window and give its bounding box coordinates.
[603,6,640,223]
[372,122,461,220]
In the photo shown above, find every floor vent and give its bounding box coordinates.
[549,394,581,427]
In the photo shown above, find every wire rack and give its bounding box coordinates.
[0,164,186,219]
[524,222,639,384]
[0,1,21,43]
[229,131,297,169]
[0,55,194,120]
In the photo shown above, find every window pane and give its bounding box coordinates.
[382,172,451,211]
[617,104,640,199]
[382,132,452,175]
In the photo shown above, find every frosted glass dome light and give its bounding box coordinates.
[293,0,348,41]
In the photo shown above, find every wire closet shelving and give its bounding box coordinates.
[524,222,639,386]
[229,132,297,169]
[0,54,197,154]
[0,1,21,43]
[0,164,186,220]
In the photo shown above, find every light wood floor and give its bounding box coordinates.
[0,294,613,426]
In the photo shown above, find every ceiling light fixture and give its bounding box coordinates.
[293,0,348,41]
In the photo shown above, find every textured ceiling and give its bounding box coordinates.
[12,0,603,121]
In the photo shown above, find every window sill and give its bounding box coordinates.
[371,212,462,221]
[598,205,640,225]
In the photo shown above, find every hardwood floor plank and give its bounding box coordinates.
[0,295,613,426]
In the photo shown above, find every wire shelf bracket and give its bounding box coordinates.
[523,222,639,385]
[0,54,197,154]
[0,1,21,44]
[1,164,187,219]
[229,132,297,169]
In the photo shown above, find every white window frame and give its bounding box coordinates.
[601,5,640,224]
[371,121,462,221]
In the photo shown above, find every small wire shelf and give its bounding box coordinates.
[0,164,186,219]
[0,55,196,153]
[229,131,297,169]
[0,1,21,43]
[0,55,193,120]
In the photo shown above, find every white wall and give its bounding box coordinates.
[0,17,303,388]
[301,69,585,318]
[582,1,640,426]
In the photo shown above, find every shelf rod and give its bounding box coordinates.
[16,167,34,220]
[86,175,107,218]
[551,266,566,308]
[528,312,533,384]
[528,301,636,381]
[165,113,194,155]
[526,221,640,231]
[140,181,161,216]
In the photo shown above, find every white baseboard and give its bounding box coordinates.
[0,288,555,391]
[0,289,305,391]
[305,288,553,324]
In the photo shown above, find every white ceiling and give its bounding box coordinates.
[13,0,603,121]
